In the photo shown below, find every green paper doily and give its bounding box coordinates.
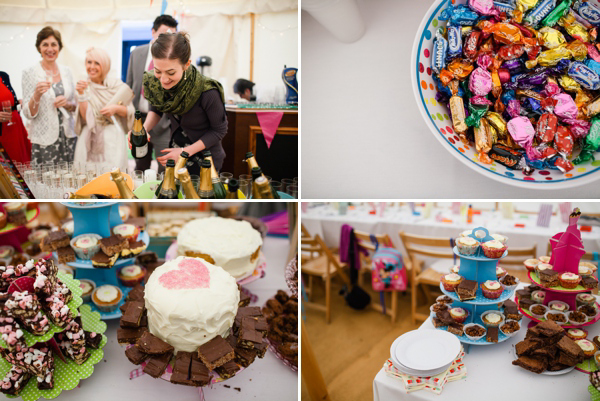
[589,385,600,401]
[0,272,84,348]
[579,358,599,374]
[0,304,107,400]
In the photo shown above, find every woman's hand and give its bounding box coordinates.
[75,80,88,95]
[53,95,68,108]
[127,130,151,150]
[0,111,11,122]
[157,148,183,166]
[34,81,51,99]
[99,104,120,117]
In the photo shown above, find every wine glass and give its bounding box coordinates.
[45,71,53,85]
[1,101,13,126]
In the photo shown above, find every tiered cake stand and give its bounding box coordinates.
[435,227,517,348]
[55,202,150,319]
[515,210,599,373]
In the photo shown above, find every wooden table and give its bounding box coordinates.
[222,106,298,181]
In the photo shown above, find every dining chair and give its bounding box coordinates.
[301,232,349,324]
[398,231,455,325]
[353,230,400,324]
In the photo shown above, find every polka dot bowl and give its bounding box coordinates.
[411,0,600,189]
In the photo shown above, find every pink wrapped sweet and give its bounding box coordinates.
[553,93,578,119]
[507,116,541,160]
[468,0,497,15]
[469,65,493,97]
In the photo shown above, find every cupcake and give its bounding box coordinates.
[580,262,598,274]
[112,224,139,244]
[70,234,102,260]
[460,230,473,237]
[566,328,588,341]
[539,256,551,263]
[548,300,569,312]
[118,265,147,287]
[481,311,504,327]
[500,274,519,292]
[79,279,96,303]
[449,307,469,323]
[544,310,567,325]
[481,280,503,299]
[496,266,507,279]
[441,273,463,292]
[28,229,49,245]
[531,290,546,304]
[535,263,553,275]
[491,234,507,245]
[575,339,597,358]
[449,265,460,274]
[4,203,26,225]
[530,304,548,320]
[499,319,520,337]
[568,311,589,326]
[0,212,6,229]
[92,285,122,313]
[455,237,479,256]
[579,265,594,278]
[576,293,596,307]
[559,272,580,289]
[481,240,507,259]
[0,245,15,261]
[464,323,486,341]
[62,220,74,237]
[523,259,539,273]
[579,304,598,318]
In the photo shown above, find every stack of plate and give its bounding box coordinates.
[389,329,461,377]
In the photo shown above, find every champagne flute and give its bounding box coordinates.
[1,101,13,126]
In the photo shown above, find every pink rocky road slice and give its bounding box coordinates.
[159,258,210,290]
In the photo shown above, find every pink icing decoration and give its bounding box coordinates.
[159,259,211,290]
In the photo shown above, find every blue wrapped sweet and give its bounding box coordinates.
[447,25,462,59]
[493,0,516,14]
[584,59,600,76]
[431,28,448,74]
[573,0,600,26]
[523,0,557,27]
[440,4,480,26]
[568,61,600,90]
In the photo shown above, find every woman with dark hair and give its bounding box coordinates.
[128,31,227,174]
[22,26,77,165]
[0,71,31,163]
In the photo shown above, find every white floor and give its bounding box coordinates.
[301,0,600,198]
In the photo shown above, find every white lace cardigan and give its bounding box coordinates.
[22,62,76,146]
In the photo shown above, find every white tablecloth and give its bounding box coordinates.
[301,0,600,199]
[373,284,595,401]
[302,204,600,259]
[55,236,297,401]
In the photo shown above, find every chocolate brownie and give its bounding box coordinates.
[536,320,564,337]
[125,346,148,365]
[519,298,536,311]
[456,279,477,301]
[516,288,531,300]
[539,269,560,288]
[126,284,145,302]
[137,331,174,354]
[170,351,195,386]
[215,360,240,379]
[40,230,69,252]
[239,290,251,307]
[504,306,521,321]
[582,276,598,290]
[99,234,127,257]
[91,250,118,268]
[254,340,268,358]
[197,336,234,370]
[486,327,498,343]
[117,327,148,344]
[531,305,547,315]
[447,323,464,336]
[190,353,211,386]
[143,350,173,378]
[436,310,454,325]
[120,301,145,328]
[432,317,446,329]
[502,299,517,309]
[135,251,157,267]
[512,355,547,374]
[516,339,541,356]
[556,336,584,359]
[56,246,75,264]
[121,240,147,258]
[432,303,449,313]
[234,346,257,367]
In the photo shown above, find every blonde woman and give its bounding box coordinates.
[74,47,134,172]
[22,26,77,164]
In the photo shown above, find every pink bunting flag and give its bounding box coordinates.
[256,111,284,148]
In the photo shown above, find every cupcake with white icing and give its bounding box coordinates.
[92,285,122,313]
[481,240,507,259]
[118,265,146,287]
[455,236,479,256]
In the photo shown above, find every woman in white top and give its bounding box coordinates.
[73,47,134,172]
[22,26,77,164]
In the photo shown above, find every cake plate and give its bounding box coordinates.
[165,241,267,285]
[517,299,600,330]
[56,202,147,320]
[432,227,518,349]
[0,206,40,252]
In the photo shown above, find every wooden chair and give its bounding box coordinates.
[301,233,349,324]
[353,230,400,324]
[498,244,537,283]
[398,231,455,325]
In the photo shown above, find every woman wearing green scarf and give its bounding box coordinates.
[128,32,227,174]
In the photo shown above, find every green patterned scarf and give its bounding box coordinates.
[142,64,224,116]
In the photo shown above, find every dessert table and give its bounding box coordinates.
[50,235,297,401]
[302,204,600,258]
[373,283,595,401]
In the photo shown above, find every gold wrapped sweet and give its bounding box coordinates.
[558,14,590,43]
[474,119,495,164]
[582,95,600,117]
[537,27,566,49]
[525,44,571,68]
[514,0,539,23]
[567,40,588,61]
[558,75,581,92]
[448,81,467,133]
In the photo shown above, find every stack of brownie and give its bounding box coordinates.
[455,280,477,301]
[262,290,298,367]
[120,284,267,385]
[40,230,75,264]
[516,283,542,311]
[512,320,584,373]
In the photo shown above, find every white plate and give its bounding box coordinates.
[391,329,461,371]
[511,347,575,375]
[390,357,452,377]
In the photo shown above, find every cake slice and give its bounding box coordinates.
[456,279,477,301]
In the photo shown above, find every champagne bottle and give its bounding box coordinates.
[157,159,178,199]
[131,111,149,159]
[255,176,274,199]
[198,160,215,199]
[178,168,200,199]
[202,151,227,199]
[244,151,279,199]
[64,193,111,199]
[174,151,189,180]
[226,178,239,199]
[110,167,138,199]
[251,167,263,199]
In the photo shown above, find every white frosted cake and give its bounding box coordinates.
[177,217,263,279]
[144,256,240,353]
